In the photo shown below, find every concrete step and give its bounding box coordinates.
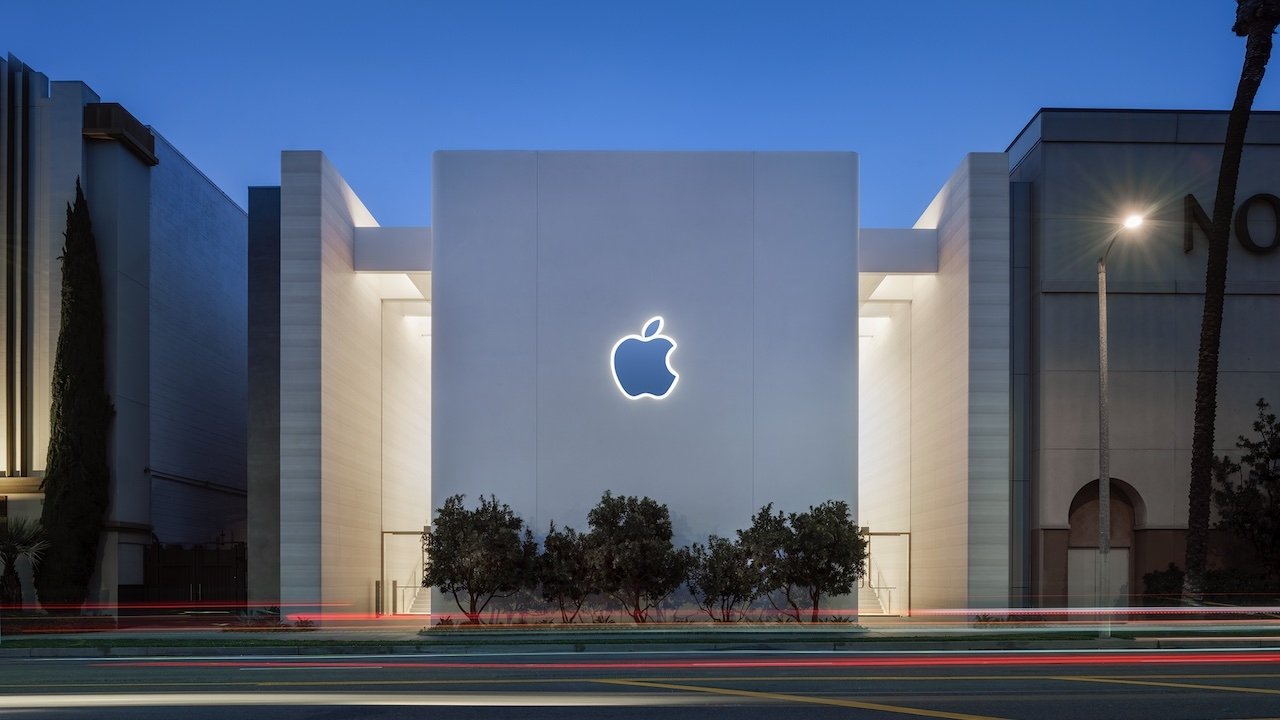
[858,584,888,616]
[407,588,431,615]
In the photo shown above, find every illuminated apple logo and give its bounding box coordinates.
[610,316,679,400]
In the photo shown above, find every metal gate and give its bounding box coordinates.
[143,541,247,606]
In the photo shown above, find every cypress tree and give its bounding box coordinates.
[35,179,113,609]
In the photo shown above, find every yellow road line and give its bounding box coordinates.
[598,678,1008,720]
[1056,675,1280,696]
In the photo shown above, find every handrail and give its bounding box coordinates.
[398,551,426,614]
[869,557,894,615]
[398,584,423,614]
[401,545,427,614]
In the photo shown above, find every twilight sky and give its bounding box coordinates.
[3,0,1271,227]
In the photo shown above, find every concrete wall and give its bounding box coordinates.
[248,187,281,606]
[1,68,94,478]
[85,138,153,599]
[1033,141,1280,532]
[147,134,247,543]
[279,151,389,618]
[907,153,1010,610]
[433,152,858,580]
[1010,111,1280,599]
[27,81,97,476]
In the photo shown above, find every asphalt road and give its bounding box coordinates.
[3,648,1280,719]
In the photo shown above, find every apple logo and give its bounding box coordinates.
[610,316,679,400]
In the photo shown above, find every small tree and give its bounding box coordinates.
[1213,398,1280,586]
[538,521,594,623]
[738,504,803,621]
[789,500,867,622]
[0,518,50,611]
[687,534,756,622]
[36,180,113,609]
[740,500,868,622]
[423,494,536,624]
[585,491,689,623]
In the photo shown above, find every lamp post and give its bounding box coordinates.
[1097,213,1143,639]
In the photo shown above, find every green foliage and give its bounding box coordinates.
[1143,562,1276,605]
[687,534,756,622]
[538,521,593,623]
[585,491,689,623]
[1142,563,1185,605]
[423,494,537,624]
[790,500,867,619]
[737,504,794,619]
[0,518,50,610]
[36,180,113,609]
[1213,398,1280,586]
[739,500,867,622]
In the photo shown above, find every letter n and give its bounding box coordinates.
[1184,194,1212,254]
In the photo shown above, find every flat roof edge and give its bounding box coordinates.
[1006,107,1280,170]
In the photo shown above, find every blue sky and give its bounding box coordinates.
[3,1,1270,227]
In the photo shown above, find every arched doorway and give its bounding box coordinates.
[1067,479,1141,607]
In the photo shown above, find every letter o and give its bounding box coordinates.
[1233,193,1280,254]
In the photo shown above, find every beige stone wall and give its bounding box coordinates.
[277,151,432,619]
[280,151,384,617]
[907,153,1010,610]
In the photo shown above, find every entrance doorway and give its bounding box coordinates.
[860,532,910,616]
[1067,479,1139,607]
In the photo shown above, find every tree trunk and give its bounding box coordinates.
[631,589,647,623]
[1185,18,1277,603]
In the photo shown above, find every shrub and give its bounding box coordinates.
[423,494,536,624]
[687,535,756,622]
[538,521,593,623]
[585,491,689,623]
[739,500,868,622]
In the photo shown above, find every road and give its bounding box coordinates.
[3,647,1280,718]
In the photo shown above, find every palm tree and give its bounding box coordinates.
[0,518,50,611]
[1185,0,1280,602]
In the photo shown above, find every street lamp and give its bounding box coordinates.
[1097,213,1143,638]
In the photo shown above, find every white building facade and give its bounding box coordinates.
[248,109,1280,618]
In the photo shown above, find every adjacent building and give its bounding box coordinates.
[0,55,248,608]
[1008,110,1280,608]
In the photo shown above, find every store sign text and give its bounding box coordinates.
[1184,193,1280,254]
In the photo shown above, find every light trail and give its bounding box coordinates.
[0,692,731,709]
[99,649,1280,671]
